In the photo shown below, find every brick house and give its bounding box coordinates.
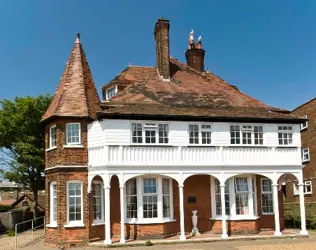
[41,18,308,248]
[284,99,316,204]
[0,182,23,206]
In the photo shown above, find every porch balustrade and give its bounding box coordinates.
[88,145,301,167]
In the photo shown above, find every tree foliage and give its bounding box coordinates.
[0,94,52,216]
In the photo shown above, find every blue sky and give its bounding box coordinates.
[0,0,315,110]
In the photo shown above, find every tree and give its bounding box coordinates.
[0,94,52,218]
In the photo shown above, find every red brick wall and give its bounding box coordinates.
[211,219,260,234]
[45,118,88,169]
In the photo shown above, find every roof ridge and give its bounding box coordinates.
[291,97,316,112]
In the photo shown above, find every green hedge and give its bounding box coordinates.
[284,202,316,229]
[0,205,11,212]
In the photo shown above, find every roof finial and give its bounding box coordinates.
[75,32,81,44]
[189,29,194,49]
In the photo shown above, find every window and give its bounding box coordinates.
[9,192,14,200]
[66,123,81,145]
[143,178,158,218]
[230,125,263,145]
[293,181,313,195]
[0,191,3,201]
[50,125,56,148]
[162,179,171,217]
[302,148,310,162]
[235,178,249,215]
[50,182,57,225]
[261,179,273,214]
[300,115,308,130]
[125,177,173,223]
[126,179,137,219]
[189,124,212,144]
[93,183,103,222]
[67,181,83,225]
[131,123,169,144]
[214,179,230,216]
[106,86,117,100]
[22,200,29,207]
[278,126,293,145]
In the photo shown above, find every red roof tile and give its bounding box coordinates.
[41,34,100,122]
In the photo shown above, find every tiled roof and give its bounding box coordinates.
[41,34,101,122]
[0,182,21,189]
[100,58,304,122]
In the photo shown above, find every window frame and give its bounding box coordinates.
[49,125,57,148]
[9,192,14,200]
[302,148,310,162]
[50,181,57,226]
[66,123,81,145]
[66,180,84,227]
[124,176,174,224]
[92,181,104,225]
[261,178,273,215]
[126,178,138,219]
[106,86,117,100]
[277,125,293,145]
[142,178,158,219]
[300,115,308,130]
[130,122,170,145]
[293,181,313,195]
[230,124,264,145]
[188,123,212,145]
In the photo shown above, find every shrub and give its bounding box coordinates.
[145,240,153,246]
[8,230,15,237]
[0,205,11,212]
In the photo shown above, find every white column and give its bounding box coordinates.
[298,183,308,235]
[272,184,281,236]
[104,186,112,245]
[220,184,228,238]
[119,186,125,244]
[179,184,186,240]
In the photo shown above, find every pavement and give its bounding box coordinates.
[18,231,316,250]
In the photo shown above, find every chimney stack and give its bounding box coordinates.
[154,18,170,80]
[185,31,205,72]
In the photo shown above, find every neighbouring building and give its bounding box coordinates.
[284,99,316,207]
[0,181,23,206]
[41,18,308,248]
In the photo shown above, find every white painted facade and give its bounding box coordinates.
[85,118,307,245]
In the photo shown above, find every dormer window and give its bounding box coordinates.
[106,86,117,100]
[300,115,308,130]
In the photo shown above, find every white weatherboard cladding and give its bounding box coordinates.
[87,119,302,167]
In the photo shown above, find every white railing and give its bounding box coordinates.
[15,216,45,249]
[88,145,301,167]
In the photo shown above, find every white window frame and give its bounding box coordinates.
[65,180,84,227]
[49,125,57,148]
[230,124,264,145]
[261,178,273,215]
[92,181,104,225]
[125,176,174,224]
[130,122,170,145]
[66,123,81,145]
[49,182,57,226]
[188,123,212,145]
[302,148,310,162]
[300,115,308,130]
[293,180,313,195]
[211,175,257,220]
[278,125,293,145]
[106,86,117,100]
[9,191,14,200]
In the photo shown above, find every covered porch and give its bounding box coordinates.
[87,166,308,245]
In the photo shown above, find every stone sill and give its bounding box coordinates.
[46,224,57,228]
[125,218,176,225]
[210,216,260,221]
[92,222,105,226]
[46,146,57,152]
[63,145,84,149]
[64,223,85,228]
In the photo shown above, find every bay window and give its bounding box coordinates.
[92,182,104,223]
[189,124,212,144]
[66,181,83,226]
[230,125,263,145]
[125,176,173,223]
[131,122,169,144]
[212,175,257,219]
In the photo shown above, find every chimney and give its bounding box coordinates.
[185,31,205,72]
[154,18,170,80]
